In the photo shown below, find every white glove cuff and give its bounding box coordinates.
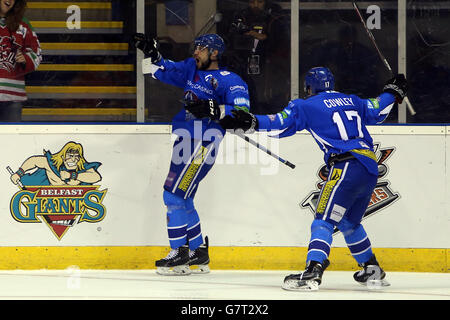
[142,58,164,78]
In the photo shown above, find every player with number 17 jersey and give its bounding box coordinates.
[216,67,407,290]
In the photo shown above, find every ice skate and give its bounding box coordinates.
[282,259,330,291]
[353,255,390,288]
[189,236,210,274]
[155,245,191,275]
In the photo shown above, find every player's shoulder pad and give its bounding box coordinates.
[344,93,370,108]
[289,98,306,106]
[217,69,233,76]
[185,57,197,67]
[278,99,300,114]
[217,70,248,89]
[287,98,308,115]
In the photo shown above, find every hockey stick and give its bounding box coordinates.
[6,166,25,190]
[180,100,295,169]
[352,1,416,116]
[233,130,296,169]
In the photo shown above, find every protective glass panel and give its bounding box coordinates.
[217,0,291,115]
[144,0,192,123]
[10,1,449,124]
[18,0,137,122]
[407,1,450,123]
[144,0,291,123]
[298,0,399,123]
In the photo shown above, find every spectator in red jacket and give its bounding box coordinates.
[0,0,42,122]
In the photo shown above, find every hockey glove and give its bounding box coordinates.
[383,74,408,103]
[220,109,258,133]
[185,99,225,120]
[132,33,162,63]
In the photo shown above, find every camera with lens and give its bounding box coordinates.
[230,17,251,34]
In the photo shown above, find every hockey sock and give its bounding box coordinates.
[186,197,203,250]
[306,219,334,264]
[163,191,188,249]
[342,223,373,264]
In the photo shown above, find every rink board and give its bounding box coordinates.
[0,124,448,272]
[0,246,447,272]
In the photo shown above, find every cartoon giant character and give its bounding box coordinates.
[10,141,102,186]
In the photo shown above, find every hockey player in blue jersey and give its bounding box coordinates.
[194,66,407,290]
[133,33,251,275]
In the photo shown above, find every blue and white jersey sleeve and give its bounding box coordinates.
[222,76,251,116]
[357,92,396,124]
[255,100,306,137]
[152,58,195,88]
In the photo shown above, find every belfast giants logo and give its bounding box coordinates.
[300,143,399,234]
[8,141,107,240]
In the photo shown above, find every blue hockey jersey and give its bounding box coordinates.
[256,91,396,175]
[153,57,250,140]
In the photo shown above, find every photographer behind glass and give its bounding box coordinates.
[225,0,272,114]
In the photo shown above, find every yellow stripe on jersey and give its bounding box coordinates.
[178,146,208,192]
[316,168,342,214]
[350,149,377,162]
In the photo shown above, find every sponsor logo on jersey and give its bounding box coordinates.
[233,97,250,107]
[229,85,245,91]
[205,74,219,90]
[187,80,213,95]
[184,90,198,103]
[368,98,380,109]
[229,85,248,94]
[300,143,399,234]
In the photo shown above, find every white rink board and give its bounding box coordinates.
[0,124,448,248]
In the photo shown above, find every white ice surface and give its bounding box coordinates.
[0,269,447,300]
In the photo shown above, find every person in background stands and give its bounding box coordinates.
[224,0,271,114]
[0,0,41,122]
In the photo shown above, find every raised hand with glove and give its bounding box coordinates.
[132,33,162,63]
[382,74,408,104]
